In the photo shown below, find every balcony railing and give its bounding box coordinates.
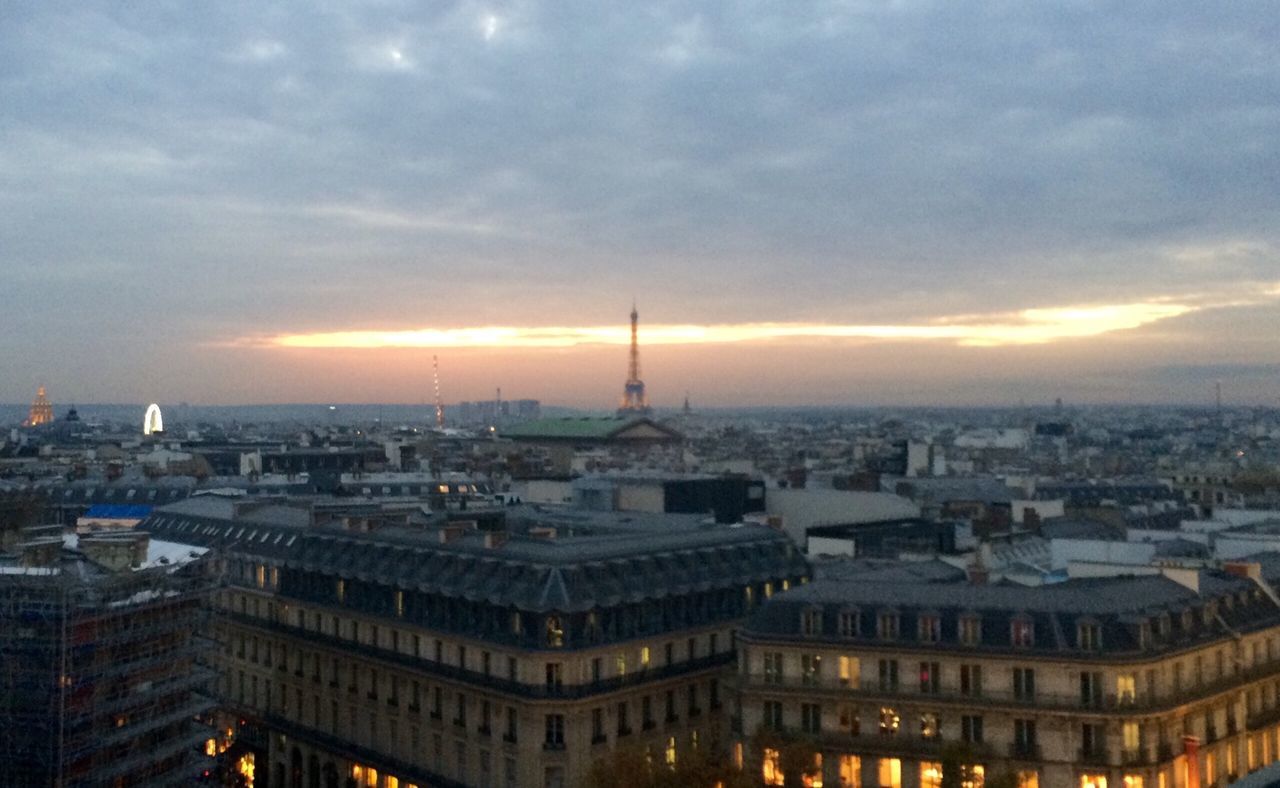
[736,664,1280,716]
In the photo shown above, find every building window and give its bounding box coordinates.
[961,715,984,744]
[801,654,822,685]
[544,715,564,748]
[545,616,564,648]
[838,705,859,736]
[918,614,941,643]
[802,609,822,635]
[616,653,627,677]
[763,748,784,786]
[878,659,899,691]
[664,737,677,769]
[1080,671,1103,707]
[919,661,940,694]
[1122,721,1140,758]
[959,616,982,645]
[839,756,862,788]
[801,703,822,734]
[1011,618,1034,647]
[1014,719,1037,756]
[1013,667,1036,700]
[1117,673,1136,704]
[877,612,900,640]
[879,707,899,735]
[878,758,901,788]
[838,610,859,637]
[912,761,944,788]
[959,664,982,697]
[1081,723,1103,758]
[1077,621,1102,651]
[763,653,784,684]
[617,701,631,736]
[839,656,859,687]
[545,663,562,690]
[763,700,784,731]
[920,713,939,740]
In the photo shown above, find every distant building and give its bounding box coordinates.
[144,403,164,436]
[617,304,651,416]
[23,386,54,427]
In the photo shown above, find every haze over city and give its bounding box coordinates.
[3,2,1279,407]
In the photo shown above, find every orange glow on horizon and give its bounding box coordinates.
[252,299,1199,350]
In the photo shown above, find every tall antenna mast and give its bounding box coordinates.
[433,355,445,428]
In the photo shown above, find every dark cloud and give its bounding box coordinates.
[2,1,1279,402]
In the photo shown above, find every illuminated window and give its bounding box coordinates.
[959,615,982,645]
[920,713,939,740]
[364,767,378,787]
[960,764,984,788]
[1117,674,1136,704]
[615,653,626,676]
[641,647,650,668]
[336,579,345,603]
[765,582,774,599]
[665,737,677,768]
[1017,772,1039,788]
[256,565,266,588]
[387,778,399,788]
[804,754,823,788]
[879,707,899,735]
[763,748,784,786]
[920,762,942,788]
[395,590,404,618]
[270,566,279,588]
[1122,777,1143,788]
[838,755,861,788]
[1122,721,1140,754]
[733,742,743,770]
[745,587,754,607]
[545,616,563,647]
[877,757,901,788]
[1079,775,1108,788]
[838,656,858,687]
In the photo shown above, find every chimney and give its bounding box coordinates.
[967,543,992,585]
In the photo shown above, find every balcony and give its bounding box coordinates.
[1077,747,1109,766]
[1008,743,1041,761]
[542,740,566,752]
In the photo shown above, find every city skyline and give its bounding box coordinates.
[3,2,1279,407]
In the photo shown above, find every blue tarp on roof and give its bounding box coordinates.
[83,504,154,519]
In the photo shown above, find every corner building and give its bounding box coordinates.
[736,561,1280,788]
[142,498,809,788]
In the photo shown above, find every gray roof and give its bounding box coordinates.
[140,500,810,613]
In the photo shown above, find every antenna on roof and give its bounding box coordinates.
[433,355,445,429]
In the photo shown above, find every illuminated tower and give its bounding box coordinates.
[433,355,445,429]
[23,387,53,427]
[618,303,651,415]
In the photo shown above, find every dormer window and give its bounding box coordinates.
[802,608,823,636]
[918,614,941,643]
[1158,613,1171,637]
[1077,621,1102,651]
[545,615,564,648]
[838,610,859,637]
[877,612,900,640]
[959,615,982,646]
[1181,610,1194,632]
[1010,618,1034,648]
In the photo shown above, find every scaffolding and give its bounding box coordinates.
[0,534,217,787]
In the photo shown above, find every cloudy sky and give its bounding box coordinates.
[3,1,1279,408]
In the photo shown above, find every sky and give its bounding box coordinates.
[2,1,1279,409]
